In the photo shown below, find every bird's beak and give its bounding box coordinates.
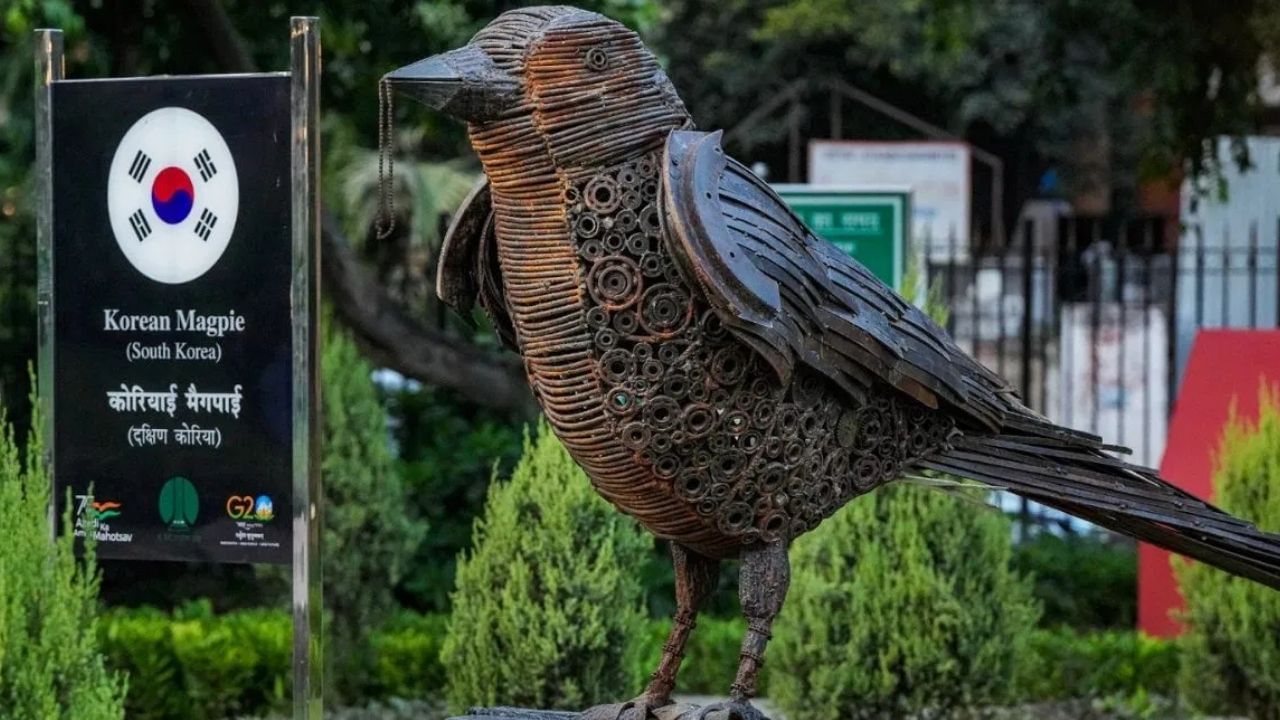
[384,44,520,122]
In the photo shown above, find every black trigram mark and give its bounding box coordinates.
[194,208,217,241]
[129,209,152,241]
[128,150,152,183]
[194,149,217,181]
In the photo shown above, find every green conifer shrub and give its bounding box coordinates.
[0,388,126,719]
[442,420,650,712]
[766,262,1037,718]
[1175,386,1280,718]
[769,484,1039,719]
[318,318,427,699]
[260,317,426,700]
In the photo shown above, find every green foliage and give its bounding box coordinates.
[632,620,1176,707]
[1012,627,1179,705]
[100,602,289,720]
[0,2,88,439]
[96,603,1183,719]
[369,612,449,699]
[384,384,526,612]
[260,699,446,720]
[634,545,742,620]
[98,604,449,719]
[336,132,476,252]
[442,420,651,712]
[314,316,427,700]
[631,616,769,697]
[770,484,1040,719]
[0,383,126,720]
[262,316,430,701]
[659,0,1277,210]
[1012,533,1137,629]
[757,0,1048,137]
[1175,386,1280,718]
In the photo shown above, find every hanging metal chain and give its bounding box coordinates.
[375,76,396,240]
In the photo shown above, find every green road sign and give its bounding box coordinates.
[773,185,911,291]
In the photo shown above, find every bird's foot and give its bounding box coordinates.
[578,694,671,720]
[687,700,768,720]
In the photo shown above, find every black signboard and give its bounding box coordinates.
[51,75,292,564]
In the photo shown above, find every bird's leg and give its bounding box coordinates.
[579,544,719,720]
[692,542,789,720]
[731,541,789,703]
[645,543,720,703]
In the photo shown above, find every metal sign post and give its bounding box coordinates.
[290,16,324,719]
[33,29,62,531]
[34,17,322,718]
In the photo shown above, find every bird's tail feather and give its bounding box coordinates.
[916,432,1280,591]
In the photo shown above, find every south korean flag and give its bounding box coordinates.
[107,107,239,284]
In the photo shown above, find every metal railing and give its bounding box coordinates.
[926,214,1280,535]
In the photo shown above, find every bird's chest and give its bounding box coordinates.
[560,153,736,431]
[555,153,829,545]
[489,150,697,391]
[490,152,949,552]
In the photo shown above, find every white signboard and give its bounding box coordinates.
[1049,303,1168,469]
[809,141,971,260]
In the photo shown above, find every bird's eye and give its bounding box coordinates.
[585,46,610,72]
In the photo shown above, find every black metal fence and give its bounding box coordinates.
[925,214,1280,531]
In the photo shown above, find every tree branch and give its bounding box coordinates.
[188,0,535,414]
[322,214,535,414]
[183,0,255,73]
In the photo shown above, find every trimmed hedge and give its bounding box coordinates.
[102,607,756,718]
[369,612,449,699]
[98,604,449,720]
[1012,532,1138,630]
[98,603,1182,718]
[100,602,291,720]
[1012,627,1179,704]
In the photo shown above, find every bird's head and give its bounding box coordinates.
[386,6,690,170]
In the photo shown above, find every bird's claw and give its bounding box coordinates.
[686,700,768,720]
[578,695,669,720]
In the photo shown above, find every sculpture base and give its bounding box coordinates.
[450,704,716,720]
[449,710,575,720]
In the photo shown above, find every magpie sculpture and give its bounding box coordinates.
[386,7,1280,719]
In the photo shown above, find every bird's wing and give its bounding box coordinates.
[660,132,1280,591]
[437,177,518,350]
[659,129,1016,431]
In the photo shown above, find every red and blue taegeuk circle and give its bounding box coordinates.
[151,167,194,225]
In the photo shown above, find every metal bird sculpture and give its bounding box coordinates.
[386,7,1280,720]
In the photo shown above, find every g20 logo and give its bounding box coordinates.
[226,494,274,522]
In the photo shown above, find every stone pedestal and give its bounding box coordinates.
[449,710,576,720]
[450,704,707,720]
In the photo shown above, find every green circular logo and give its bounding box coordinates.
[158,476,199,531]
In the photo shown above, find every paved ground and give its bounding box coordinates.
[672,696,780,719]
[673,696,1247,720]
